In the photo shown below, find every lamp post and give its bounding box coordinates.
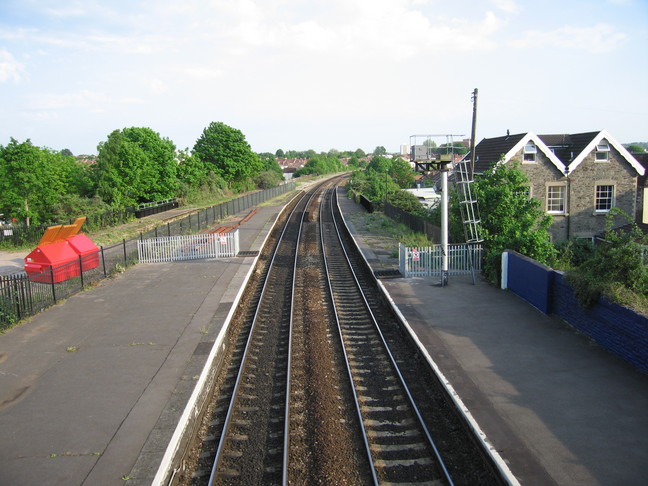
[439,153,451,286]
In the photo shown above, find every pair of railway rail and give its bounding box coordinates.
[180,178,505,485]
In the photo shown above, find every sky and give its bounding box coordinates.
[1,0,647,156]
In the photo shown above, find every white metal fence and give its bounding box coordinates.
[399,243,482,277]
[137,231,240,263]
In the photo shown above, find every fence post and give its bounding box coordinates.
[122,239,127,265]
[79,255,85,288]
[167,223,171,237]
[101,246,107,277]
[50,268,57,303]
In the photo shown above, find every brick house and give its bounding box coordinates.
[461,129,645,242]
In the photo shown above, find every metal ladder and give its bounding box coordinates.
[453,156,483,282]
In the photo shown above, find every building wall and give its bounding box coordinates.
[509,146,638,241]
[508,150,569,241]
[567,146,637,239]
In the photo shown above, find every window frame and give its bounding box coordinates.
[523,141,537,163]
[595,141,610,162]
[595,183,615,213]
[546,184,566,214]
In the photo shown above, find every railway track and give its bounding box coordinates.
[178,178,506,485]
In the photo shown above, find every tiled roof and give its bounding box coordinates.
[538,132,599,165]
[464,130,643,177]
[471,132,526,173]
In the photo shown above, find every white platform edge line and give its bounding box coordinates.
[150,204,289,486]
[336,187,521,486]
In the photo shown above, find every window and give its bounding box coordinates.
[596,141,610,161]
[595,184,614,212]
[523,141,537,162]
[547,185,566,213]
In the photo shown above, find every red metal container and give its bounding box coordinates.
[66,234,100,271]
[24,240,80,283]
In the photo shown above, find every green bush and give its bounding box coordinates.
[387,190,424,214]
[254,170,283,189]
[565,210,648,311]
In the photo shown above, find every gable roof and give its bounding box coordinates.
[565,129,645,176]
[466,132,566,175]
[538,132,598,164]
[464,129,645,177]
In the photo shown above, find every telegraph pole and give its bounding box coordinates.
[470,88,478,175]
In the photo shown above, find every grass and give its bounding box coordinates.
[351,211,434,248]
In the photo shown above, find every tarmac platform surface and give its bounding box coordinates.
[1,188,647,485]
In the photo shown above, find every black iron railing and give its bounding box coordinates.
[0,183,295,328]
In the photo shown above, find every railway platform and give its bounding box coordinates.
[0,201,284,486]
[339,192,648,486]
[0,185,646,486]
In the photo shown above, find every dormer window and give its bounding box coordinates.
[523,141,537,162]
[596,141,610,161]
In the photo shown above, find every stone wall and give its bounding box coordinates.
[567,146,637,238]
[511,145,638,241]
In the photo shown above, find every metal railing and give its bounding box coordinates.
[399,243,482,277]
[138,231,239,263]
[384,202,441,243]
[0,182,295,328]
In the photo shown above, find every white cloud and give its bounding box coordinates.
[492,0,521,14]
[513,24,627,53]
[183,66,225,80]
[21,111,59,122]
[0,49,24,82]
[27,89,110,110]
[146,78,167,95]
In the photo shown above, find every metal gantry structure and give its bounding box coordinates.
[408,133,483,285]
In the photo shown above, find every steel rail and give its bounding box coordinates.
[325,186,455,485]
[207,188,313,485]
[281,187,320,486]
[318,185,380,485]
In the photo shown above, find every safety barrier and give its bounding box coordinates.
[138,231,239,263]
[399,243,482,277]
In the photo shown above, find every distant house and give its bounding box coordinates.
[461,129,645,241]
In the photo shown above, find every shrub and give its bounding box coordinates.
[565,210,648,309]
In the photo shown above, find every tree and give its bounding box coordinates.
[260,156,283,177]
[472,161,556,283]
[347,156,360,168]
[176,149,208,188]
[366,155,392,173]
[95,127,178,207]
[373,146,387,156]
[293,155,344,178]
[390,157,415,188]
[193,122,263,187]
[626,144,646,153]
[275,148,285,158]
[0,139,85,225]
[60,148,73,157]
[327,148,340,158]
